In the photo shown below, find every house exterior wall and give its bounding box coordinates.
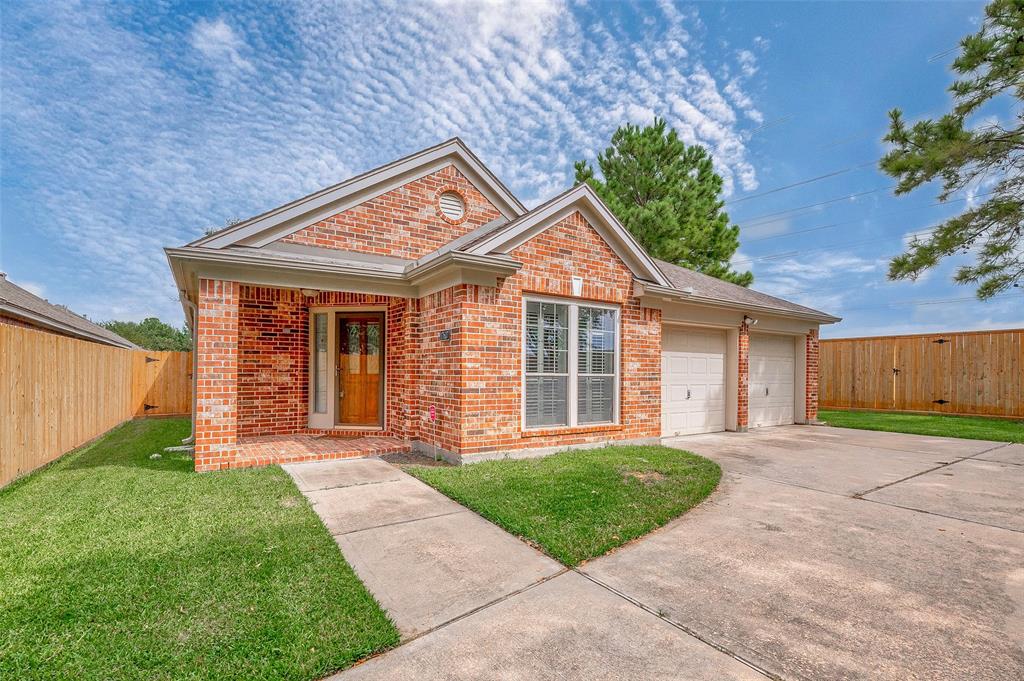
[805,328,820,421]
[280,164,503,260]
[235,287,417,440]
[194,279,240,471]
[0,313,47,333]
[454,210,662,459]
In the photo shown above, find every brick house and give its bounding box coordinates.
[166,139,838,471]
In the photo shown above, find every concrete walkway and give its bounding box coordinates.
[284,458,562,638]
[286,457,765,680]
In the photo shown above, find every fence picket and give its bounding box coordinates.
[1,324,192,486]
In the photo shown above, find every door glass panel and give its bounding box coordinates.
[366,322,380,375]
[313,313,328,413]
[346,323,361,374]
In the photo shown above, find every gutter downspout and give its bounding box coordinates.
[181,295,198,444]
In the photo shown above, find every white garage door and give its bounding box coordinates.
[662,327,726,437]
[749,334,795,427]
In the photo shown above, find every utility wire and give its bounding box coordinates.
[840,292,1018,311]
[740,188,997,243]
[725,160,878,206]
[738,185,895,227]
[733,228,937,265]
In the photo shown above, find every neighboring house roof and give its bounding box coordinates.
[652,259,841,323]
[0,274,138,349]
[191,138,527,250]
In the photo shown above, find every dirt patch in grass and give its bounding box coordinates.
[623,470,666,485]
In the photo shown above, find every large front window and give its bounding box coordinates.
[524,298,619,428]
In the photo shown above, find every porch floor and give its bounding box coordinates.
[233,434,410,468]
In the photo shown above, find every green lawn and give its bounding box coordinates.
[0,419,398,681]
[819,410,1024,443]
[406,445,720,567]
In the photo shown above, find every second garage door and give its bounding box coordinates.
[749,333,795,427]
[662,327,726,436]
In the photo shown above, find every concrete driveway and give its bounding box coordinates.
[322,426,1023,680]
[586,426,1024,680]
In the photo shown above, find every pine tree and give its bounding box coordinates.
[881,0,1023,298]
[575,118,752,286]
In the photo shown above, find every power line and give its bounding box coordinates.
[733,228,937,265]
[747,115,795,135]
[841,292,1018,311]
[725,160,877,206]
[738,185,895,227]
[741,189,997,244]
[927,45,959,63]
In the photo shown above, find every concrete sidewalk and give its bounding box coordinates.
[288,457,764,680]
[284,458,563,638]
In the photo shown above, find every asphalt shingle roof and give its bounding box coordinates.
[654,259,836,320]
[0,275,138,348]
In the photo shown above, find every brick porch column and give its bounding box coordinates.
[194,279,240,471]
[737,319,750,432]
[805,328,820,422]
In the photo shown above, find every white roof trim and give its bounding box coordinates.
[465,184,671,286]
[191,138,526,250]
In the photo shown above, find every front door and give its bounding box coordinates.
[337,314,383,426]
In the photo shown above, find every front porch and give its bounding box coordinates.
[226,433,410,470]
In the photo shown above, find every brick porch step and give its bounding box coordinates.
[230,434,410,469]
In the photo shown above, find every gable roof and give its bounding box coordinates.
[463,183,672,287]
[191,138,526,250]
[167,140,838,325]
[653,259,841,323]
[0,274,138,348]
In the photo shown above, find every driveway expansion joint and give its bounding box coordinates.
[851,442,1011,499]
[575,569,780,680]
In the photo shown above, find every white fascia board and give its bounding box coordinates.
[165,247,523,307]
[633,279,842,324]
[190,139,525,250]
[465,184,671,287]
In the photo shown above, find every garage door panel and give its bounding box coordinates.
[662,326,727,437]
[749,334,796,428]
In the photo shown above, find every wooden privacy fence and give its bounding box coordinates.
[820,328,1023,419]
[1,323,192,487]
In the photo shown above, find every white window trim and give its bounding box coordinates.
[521,295,621,430]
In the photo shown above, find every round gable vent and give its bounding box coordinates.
[438,190,466,223]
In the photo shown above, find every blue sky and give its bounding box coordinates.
[1,0,1020,338]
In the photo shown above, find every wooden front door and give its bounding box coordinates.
[337,314,384,426]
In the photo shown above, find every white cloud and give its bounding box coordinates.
[736,49,758,77]
[13,279,47,298]
[2,0,763,322]
[190,18,254,74]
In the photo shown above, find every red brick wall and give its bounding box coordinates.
[237,287,308,437]
[737,320,750,430]
[194,279,240,470]
[415,286,467,452]
[0,313,49,333]
[281,164,503,260]
[235,287,415,439]
[193,213,666,465]
[805,328,819,421]
[455,210,662,456]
